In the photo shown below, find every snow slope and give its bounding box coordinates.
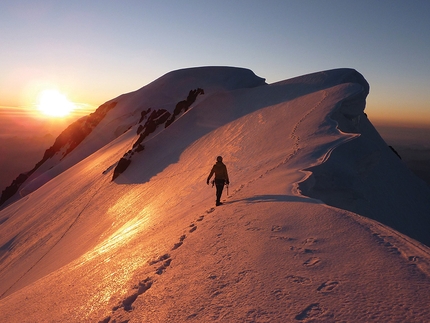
[0,67,430,322]
[0,67,263,205]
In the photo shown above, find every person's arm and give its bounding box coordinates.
[207,167,215,184]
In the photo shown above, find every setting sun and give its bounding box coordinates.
[37,89,76,117]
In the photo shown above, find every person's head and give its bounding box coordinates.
[216,156,223,162]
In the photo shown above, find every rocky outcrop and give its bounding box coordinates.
[112,108,171,181]
[0,173,30,207]
[112,88,204,181]
[134,109,171,148]
[165,88,204,127]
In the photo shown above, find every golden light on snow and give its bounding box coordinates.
[75,211,152,319]
[77,207,152,268]
[37,89,76,117]
[97,217,148,255]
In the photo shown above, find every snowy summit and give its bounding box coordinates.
[1,67,430,322]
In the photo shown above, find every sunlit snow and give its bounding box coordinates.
[1,67,430,322]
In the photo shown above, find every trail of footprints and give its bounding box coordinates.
[100,210,339,322]
[270,225,339,321]
[98,208,214,323]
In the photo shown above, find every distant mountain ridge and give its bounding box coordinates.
[0,67,266,208]
[0,100,117,206]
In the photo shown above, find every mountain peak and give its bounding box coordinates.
[1,67,430,322]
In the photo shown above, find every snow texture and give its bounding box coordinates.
[0,67,430,322]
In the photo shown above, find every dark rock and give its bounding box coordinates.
[111,88,204,181]
[112,158,132,181]
[133,109,171,149]
[138,108,152,124]
[165,88,204,128]
[135,144,144,152]
[0,173,29,206]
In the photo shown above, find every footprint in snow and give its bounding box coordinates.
[172,234,186,250]
[112,277,153,312]
[206,208,215,214]
[303,257,321,267]
[285,275,311,285]
[98,316,111,323]
[148,253,170,265]
[317,280,339,293]
[302,237,318,245]
[289,246,316,254]
[295,303,324,321]
[107,229,193,319]
[155,259,172,275]
[271,225,285,232]
[272,288,288,300]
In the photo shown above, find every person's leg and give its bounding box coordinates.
[215,181,224,205]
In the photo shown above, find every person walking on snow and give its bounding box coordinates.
[207,156,229,206]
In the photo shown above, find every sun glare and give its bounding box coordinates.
[37,89,76,117]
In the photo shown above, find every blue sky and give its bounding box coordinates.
[1,1,430,126]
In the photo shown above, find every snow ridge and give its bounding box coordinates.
[1,67,430,322]
[299,85,430,245]
[0,67,266,208]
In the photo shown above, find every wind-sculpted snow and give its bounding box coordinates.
[298,86,430,246]
[1,67,430,322]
